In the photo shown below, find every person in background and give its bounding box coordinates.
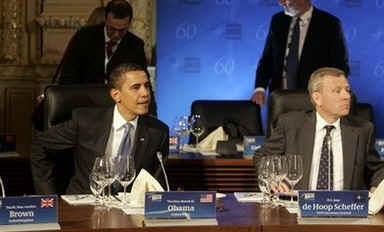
[31,62,169,194]
[254,67,384,192]
[59,0,157,116]
[251,0,349,107]
[87,6,106,26]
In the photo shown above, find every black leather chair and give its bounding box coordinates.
[266,89,374,138]
[42,84,114,194]
[44,84,114,130]
[190,100,263,144]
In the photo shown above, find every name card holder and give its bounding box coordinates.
[298,190,369,225]
[0,195,60,231]
[144,191,217,227]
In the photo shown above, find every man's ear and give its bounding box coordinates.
[312,92,322,106]
[110,88,121,103]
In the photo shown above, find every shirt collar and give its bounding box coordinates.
[112,105,138,131]
[316,112,340,133]
[298,5,313,25]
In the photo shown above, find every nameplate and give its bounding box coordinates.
[376,138,384,160]
[298,191,368,218]
[0,195,58,225]
[145,191,216,219]
[243,136,265,157]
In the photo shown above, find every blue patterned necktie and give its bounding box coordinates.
[316,125,335,190]
[117,123,133,158]
[285,17,300,90]
[111,123,133,193]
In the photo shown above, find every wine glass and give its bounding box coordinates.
[116,154,136,205]
[257,156,273,208]
[95,156,115,203]
[89,173,104,205]
[285,154,303,205]
[189,114,205,150]
[90,157,108,204]
[172,116,189,151]
[269,155,287,205]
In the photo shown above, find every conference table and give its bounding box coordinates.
[26,194,384,232]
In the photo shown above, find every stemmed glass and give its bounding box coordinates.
[269,155,288,205]
[96,156,116,203]
[116,154,136,205]
[90,157,108,205]
[285,154,303,205]
[189,114,205,150]
[172,116,189,151]
[257,156,273,208]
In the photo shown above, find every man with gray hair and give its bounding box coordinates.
[254,67,384,192]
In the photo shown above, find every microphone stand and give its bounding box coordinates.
[157,152,170,191]
[0,176,5,197]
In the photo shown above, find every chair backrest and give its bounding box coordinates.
[190,100,263,143]
[44,84,114,129]
[42,84,114,194]
[266,89,373,137]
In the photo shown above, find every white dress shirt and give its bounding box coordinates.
[105,105,137,159]
[309,112,344,190]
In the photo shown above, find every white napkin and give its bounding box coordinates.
[130,169,164,207]
[199,126,228,151]
[369,179,384,215]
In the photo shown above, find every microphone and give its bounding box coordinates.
[156,152,170,191]
[0,176,5,197]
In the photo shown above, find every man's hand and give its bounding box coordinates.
[251,91,266,107]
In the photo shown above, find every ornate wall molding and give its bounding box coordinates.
[0,0,24,64]
[36,16,87,29]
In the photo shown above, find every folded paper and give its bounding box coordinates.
[199,126,228,151]
[130,169,164,207]
[369,179,384,215]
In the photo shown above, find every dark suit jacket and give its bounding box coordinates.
[59,24,157,116]
[255,7,350,92]
[31,107,169,194]
[60,23,148,84]
[255,111,384,190]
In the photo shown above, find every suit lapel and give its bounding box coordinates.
[133,116,150,169]
[341,117,358,189]
[299,7,319,68]
[298,111,316,189]
[94,25,107,72]
[93,107,114,157]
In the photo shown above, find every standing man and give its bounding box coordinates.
[251,0,350,106]
[59,0,156,115]
[255,67,384,191]
[31,63,169,194]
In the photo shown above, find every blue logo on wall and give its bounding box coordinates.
[226,24,242,40]
[176,23,197,40]
[184,57,201,73]
[214,56,235,75]
[341,0,362,7]
[377,0,384,8]
[181,0,201,5]
[374,59,384,80]
[216,0,234,5]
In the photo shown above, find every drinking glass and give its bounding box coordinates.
[91,157,108,204]
[269,155,287,205]
[116,154,136,204]
[189,114,205,149]
[89,173,104,205]
[257,156,273,208]
[172,116,189,151]
[285,154,303,204]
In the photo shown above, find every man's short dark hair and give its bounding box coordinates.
[105,0,133,20]
[109,63,146,89]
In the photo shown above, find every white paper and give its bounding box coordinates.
[234,192,264,202]
[369,179,384,215]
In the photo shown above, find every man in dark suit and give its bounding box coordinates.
[59,0,156,115]
[251,0,349,106]
[255,67,384,192]
[31,63,169,194]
